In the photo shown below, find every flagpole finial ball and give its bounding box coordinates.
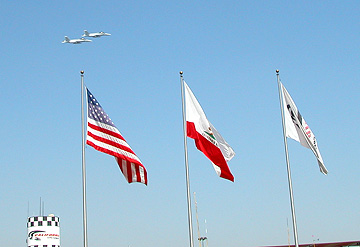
[276,69,279,74]
[179,71,183,75]
[80,70,84,74]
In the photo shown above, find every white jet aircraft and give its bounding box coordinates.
[82,30,111,38]
[62,36,92,44]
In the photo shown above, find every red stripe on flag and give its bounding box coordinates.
[119,159,147,185]
[187,121,198,139]
[88,122,126,142]
[86,139,140,165]
[135,163,141,183]
[118,159,125,174]
[87,129,136,155]
[88,140,148,185]
[186,122,234,182]
[127,162,133,183]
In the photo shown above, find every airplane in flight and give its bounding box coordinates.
[82,30,111,38]
[62,36,92,44]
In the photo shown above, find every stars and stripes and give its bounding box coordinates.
[86,88,148,185]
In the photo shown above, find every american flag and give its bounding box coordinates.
[86,87,148,185]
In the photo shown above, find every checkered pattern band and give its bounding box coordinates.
[28,245,59,247]
[27,216,60,228]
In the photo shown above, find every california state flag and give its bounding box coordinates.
[184,81,235,182]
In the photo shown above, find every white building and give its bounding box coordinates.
[27,214,60,247]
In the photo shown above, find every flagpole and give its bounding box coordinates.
[80,70,88,247]
[193,192,201,247]
[276,69,299,247]
[180,71,195,247]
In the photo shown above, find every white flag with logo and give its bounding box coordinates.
[280,82,328,175]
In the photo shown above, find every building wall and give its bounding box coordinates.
[27,216,60,247]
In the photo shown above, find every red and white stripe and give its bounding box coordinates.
[87,118,148,185]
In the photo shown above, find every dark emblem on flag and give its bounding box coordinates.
[204,127,216,140]
[287,104,303,128]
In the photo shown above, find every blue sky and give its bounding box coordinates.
[1,1,359,247]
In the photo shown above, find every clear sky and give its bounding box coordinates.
[1,1,359,247]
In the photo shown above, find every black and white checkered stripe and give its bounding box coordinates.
[27,216,60,228]
[28,245,59,247]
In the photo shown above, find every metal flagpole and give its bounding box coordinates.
[205,220,208,247]
[276,69,299,247]
[287,218,291,247]
[180,71,195,247]
[81,70,88,247]
[193,192,201,247]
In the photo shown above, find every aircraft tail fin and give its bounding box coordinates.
[83,30,90,36]
[62,36,70,43]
